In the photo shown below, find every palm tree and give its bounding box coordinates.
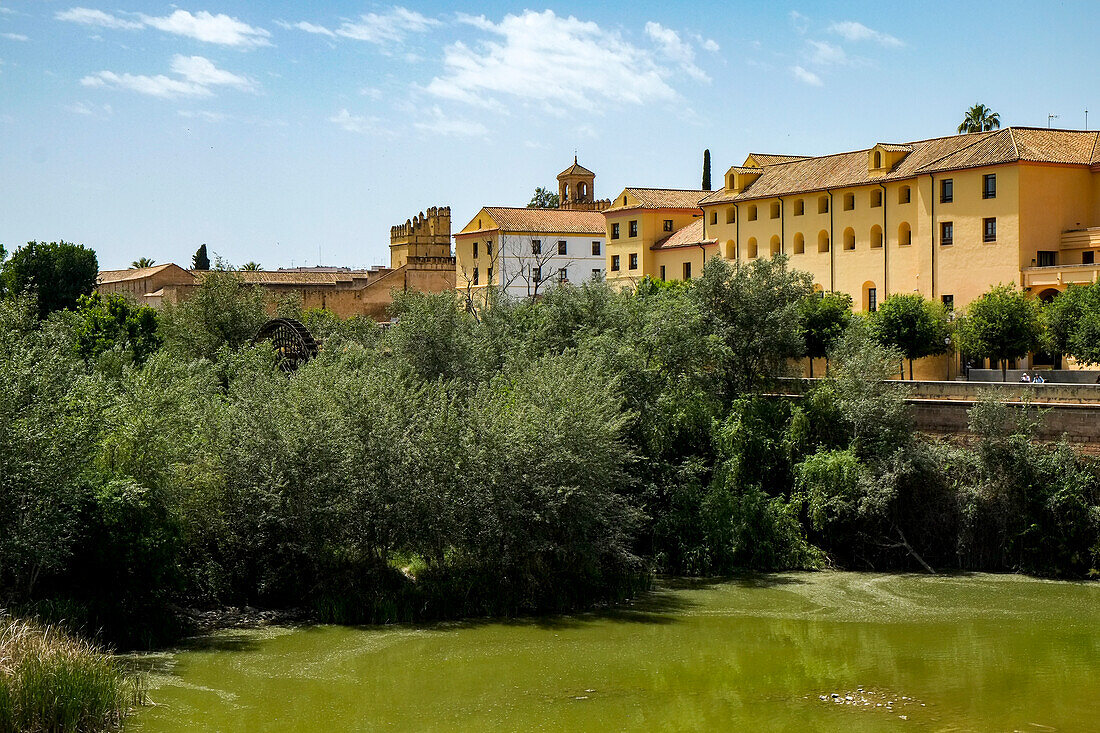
[957,104,1001,133]
[241,261,262,271]
[130,257,155,268]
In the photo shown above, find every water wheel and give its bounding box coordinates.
[253,318,319,371]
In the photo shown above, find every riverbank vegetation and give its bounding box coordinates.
[0,615,140,732]
[1,248,1098,654]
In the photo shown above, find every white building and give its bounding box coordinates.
[454,158,612,303]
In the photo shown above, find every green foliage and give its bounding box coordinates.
[1,241,98,319]
[691,255,813,394]
[384,290,482,382]
[957,284,1042,380]
[241,261,262,271]
[527,187,560,209]
[130,258,155,269]
[74,293,161,365]
[798,290,852,376]
[158,270,268,360]
[1042,282,1100,365]
[870,293,950,379]
[0,616,140,733]
[957,103,1001,133]
[192,244,210,271]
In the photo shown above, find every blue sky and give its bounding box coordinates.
[1,1,1097,270]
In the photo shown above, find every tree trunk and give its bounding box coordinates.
[1001,359,1007,382]
[908,358,914,381]
[809,357,814,378]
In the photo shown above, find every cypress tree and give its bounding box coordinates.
[192,244,210,271]
[702,149,712,191]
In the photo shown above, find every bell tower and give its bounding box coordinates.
[557,156,597,210]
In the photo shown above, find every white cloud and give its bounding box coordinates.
[807,40,847,65]
[141,10,270,48]
[791,65,822,86]
[81,71,210,98]
[55,7,143,30]
[645,21,708,82]
[275,20,334,37]
[336,6,439,43]
[329,108,377,133]
[413,106,487,137]
[178,109,227,122]
[57,7,270,47]
[170,54,252,90]
[65,101,112,117]
[828,20,902,47]
[0,5,14,15]
[702,38,720,53]
[2,32,27,41]
[427,10,677,111]
[790,10,809,34]
[81,55,253,98]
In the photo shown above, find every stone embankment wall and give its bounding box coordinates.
[777,378,1100,445]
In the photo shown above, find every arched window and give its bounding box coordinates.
[873,150,882,168]
[564,183,570,200]
[724,239,736,259]
[794,199,805,215]
[898,221,912,246]
[862,281,878,312]
[770,235,781,256]
[819,196,829,214]
[727,174,735,189]
[477,218,482,229]
[579,182,587,198]
[793,232,805,254]
[818,230,830,253]
[871,225,883,249]
[748,205,758,221]
[747,237,758,259]
[898,185,911,204]
[843,227,856,250]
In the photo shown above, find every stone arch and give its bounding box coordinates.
[862,281,878,312]
[818,230,830,253]
[843,227,856,250]
[793,232,805,254]
[1038,288,1061,303]
[578,181,587,199]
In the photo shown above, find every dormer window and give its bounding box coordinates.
[873,151,882,168]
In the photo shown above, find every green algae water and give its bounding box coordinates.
[130,573,1099,732]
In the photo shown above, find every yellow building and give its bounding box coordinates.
[602,188,707,285]
[696,128,1100,315]
[455,159,610,303]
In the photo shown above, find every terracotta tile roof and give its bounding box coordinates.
[650,218,715,250]
[558,158,595,177]
[874,143,913,152]
[748,153,809,165]
[96,263,191,284]
[194,270,376,285]
[471,207,607,235]
[700,128,1100,205]
[727,166,761,175]
[605,188,708,212]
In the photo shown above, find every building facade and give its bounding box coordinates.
[602,188,707,286]
[454,159,609,303]
[96,207,456,321]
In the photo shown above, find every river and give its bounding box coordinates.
[130,572,1099,731]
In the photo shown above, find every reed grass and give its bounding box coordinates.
[0,614,143,733]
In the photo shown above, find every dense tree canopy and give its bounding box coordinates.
[1,240,98,319]
[1042,281,1100,365]
[798,290,852,377]
[527,187,560,209]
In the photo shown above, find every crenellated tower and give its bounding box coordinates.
[390,206,453,268]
